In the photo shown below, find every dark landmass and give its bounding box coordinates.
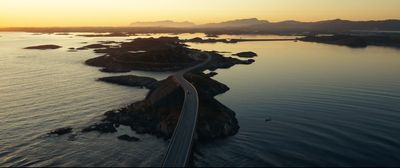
[77,44,109,50]
[85,41,195,72]
[82,123,117,133]
[48,127,72,136]
[98,41,121,44]
[204,71,218,77]
[117,135,140,142]
[82,73,239,141]
[300,35,400,48]
[98,75,158,90]
[2,18,400,35]
[24,44,62,50]
[85,37,254,73]
[48,36,253,142]
[76,37,255,141]
[183,37,295,44]
[204,51,255,71]
[233,52,258,58]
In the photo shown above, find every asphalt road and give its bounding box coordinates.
[162,53,212,167]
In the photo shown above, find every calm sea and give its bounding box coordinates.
[1,32,399,167]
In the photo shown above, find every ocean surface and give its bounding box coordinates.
[1,32,400,167]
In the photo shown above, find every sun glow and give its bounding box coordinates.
[1,0,399,27]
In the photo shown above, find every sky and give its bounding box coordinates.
[1,0,399,27]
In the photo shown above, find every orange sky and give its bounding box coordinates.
[1,0,399,27]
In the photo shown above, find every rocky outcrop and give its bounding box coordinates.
[24,45,61,50]
[85,37,198,72]
[77,44,109,50]
[85,37,254,73]
[83,73,239,141]
[186,73,239,140]
[233,51,258,58]
[82,122,117,133]
[117,135,140,142]
[98,75,158,89]
[48,127,72,136]
[85,76,184,138]
[206,52,255,70]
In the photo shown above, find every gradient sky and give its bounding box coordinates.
[1,0,399,27]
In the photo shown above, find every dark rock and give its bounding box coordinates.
[204,71,218,77]
[85,37,197,72]
[83,73,239,141]
[100,67,131,73]
[24,45,61,50]
[48,127,72,135]
[77,44,109,50]
[81,123,117,133]
[117,135,140,142]
[98,75,158,89]
[98,41,120,44]
[85,37,255,73]
[233,51,258,58]
[205,52,255,70]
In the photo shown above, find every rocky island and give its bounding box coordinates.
[233,51,258,58]
[87,73,239,140]
[24,44,62,50]
[84,37,254,73]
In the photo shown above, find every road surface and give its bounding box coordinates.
[162,53,212,167]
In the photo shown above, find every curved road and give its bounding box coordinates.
[162,53,212,167]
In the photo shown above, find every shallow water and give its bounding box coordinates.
[1,32,400,167]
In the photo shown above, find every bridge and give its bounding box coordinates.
[162,53,211,167]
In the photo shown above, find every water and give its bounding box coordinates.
[1,32,400,166]
[189,41,400,166]
[0,32,172,167]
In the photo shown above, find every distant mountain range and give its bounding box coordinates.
[2,18,399,35]
[130,18,400,33]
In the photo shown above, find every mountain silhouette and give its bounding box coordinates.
[129,18,400,33]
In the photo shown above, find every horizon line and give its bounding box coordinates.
[1,18,400,28]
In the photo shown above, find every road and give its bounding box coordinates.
[162,53,212,167]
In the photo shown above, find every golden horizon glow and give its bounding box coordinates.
[1,0,400,27]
